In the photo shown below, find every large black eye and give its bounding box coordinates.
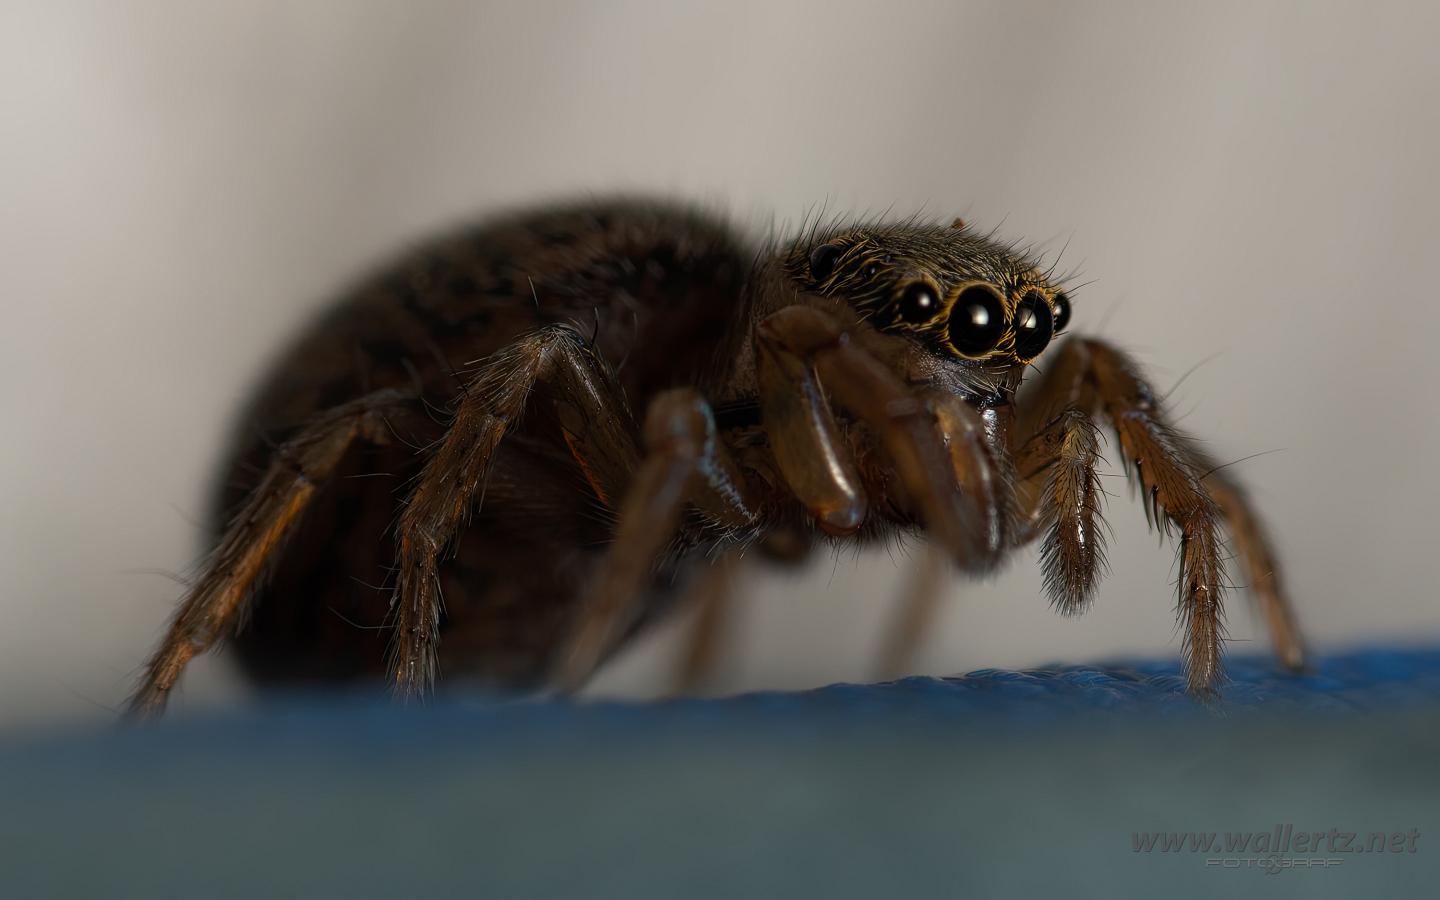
[809,243,842,282]
[947,285,1007,357]
[1052,291,1072,333]
[897,282,940,323]
[1013,290,1055,359]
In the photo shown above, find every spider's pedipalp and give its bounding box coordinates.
[756,304,1007,571]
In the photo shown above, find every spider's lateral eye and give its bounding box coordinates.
[1052,291,1072,333]
[896,282,940,323]
[947,285,1007,357]
[863,262,880,279]
[809,243,842,282]
[1013,289,1055,359]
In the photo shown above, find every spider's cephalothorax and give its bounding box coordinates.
[127,198,1304,719]
[785,220,1071,366]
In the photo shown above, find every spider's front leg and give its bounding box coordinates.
[755,305,1007,569]
[1012,407,1108,614]
[1018,337,1305,696]
[392,325,641,699]
[1204,471,1304,671]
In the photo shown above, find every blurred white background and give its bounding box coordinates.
[2,1,1437,728]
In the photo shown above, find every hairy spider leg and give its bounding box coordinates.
[1026,337,1303,695]
[1012,407,1109,614]
[126,389,416,720]
[391,325,641,699]
[880,336,1303,695]
[1194,459,1305,671]
[876,403,1109,680]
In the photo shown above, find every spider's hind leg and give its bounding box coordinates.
[125,388,417,721]
[391,325,640,699]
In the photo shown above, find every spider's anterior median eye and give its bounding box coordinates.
[947,285,1007,357]
[897,282,940,323]
[809,243,842,282]
[1013,290,1055,359]
[1052,291,1072,333]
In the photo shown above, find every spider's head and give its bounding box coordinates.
[779,217,1073,398]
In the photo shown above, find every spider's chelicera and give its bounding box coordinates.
[127,198,1304,719]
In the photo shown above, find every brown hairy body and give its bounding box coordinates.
[128,197,1304,717]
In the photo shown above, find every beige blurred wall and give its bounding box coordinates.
[2,0,1437,727]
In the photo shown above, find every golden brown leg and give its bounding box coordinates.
[1020,337,1296,697]
[391,325,640,699]
[1012,408,1108,614]
[125,389,415,720]
[1090,342,1227,695]
[1203,473,1305,671]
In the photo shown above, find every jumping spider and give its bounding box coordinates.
[128,197,1304,718]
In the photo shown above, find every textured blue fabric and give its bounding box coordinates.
[3,646,1438,900]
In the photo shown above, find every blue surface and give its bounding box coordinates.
[3,646,1438,899]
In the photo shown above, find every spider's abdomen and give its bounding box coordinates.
[221,199,753,687]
